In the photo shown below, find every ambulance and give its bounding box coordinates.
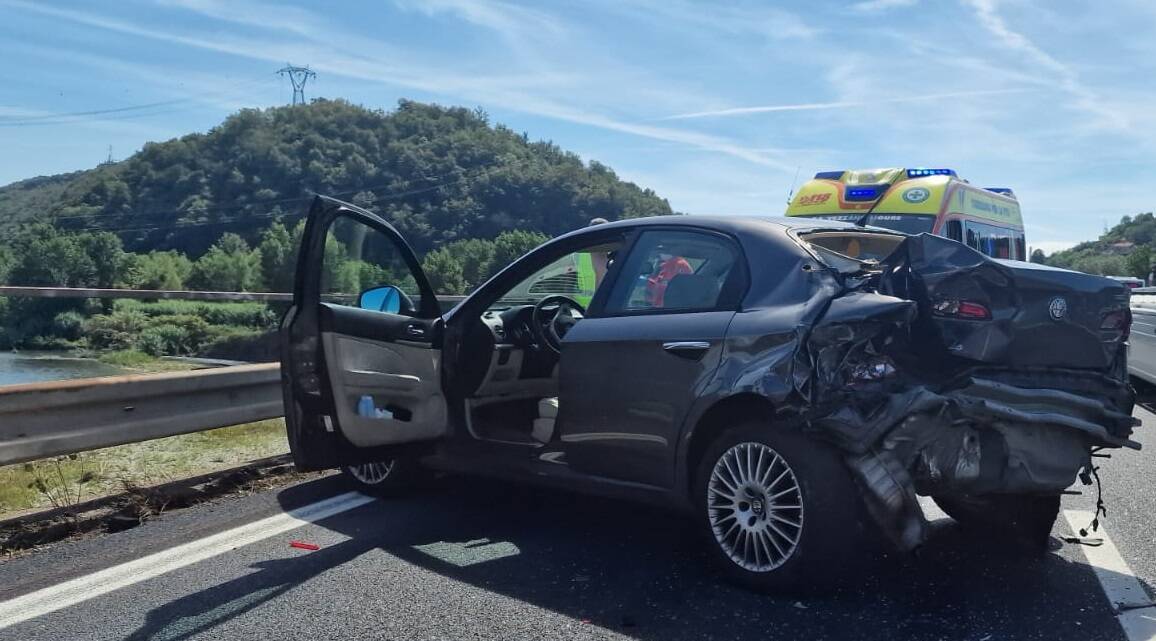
[785,168,1026,260]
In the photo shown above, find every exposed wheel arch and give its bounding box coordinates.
[682,393,777,500]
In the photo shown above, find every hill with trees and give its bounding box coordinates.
[1045,212,1156,279]
[0,99,672,353]
[0,99,671,256]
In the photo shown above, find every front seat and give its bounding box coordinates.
[662,273,721,309]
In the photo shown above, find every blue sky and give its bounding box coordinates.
[2,0,1154,253]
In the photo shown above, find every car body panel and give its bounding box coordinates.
[283,202,1137,553]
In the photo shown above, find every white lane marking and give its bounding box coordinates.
[1064,510,1156,641]
[0,491,376,630]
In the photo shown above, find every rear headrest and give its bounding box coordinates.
[663,273,721,309]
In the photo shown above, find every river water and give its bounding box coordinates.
[0,352,123,386]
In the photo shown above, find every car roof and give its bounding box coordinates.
[586,214,889,235]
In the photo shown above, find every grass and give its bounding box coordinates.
[0,419,289,516]
[96,349,154,368]
[93,349,198,373]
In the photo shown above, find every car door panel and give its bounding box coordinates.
[558,311,733,488]
[318,304,447,447]
[282,196,445,470]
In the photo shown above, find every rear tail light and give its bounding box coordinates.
[932,299,992,320]
[1101,309,1131,340]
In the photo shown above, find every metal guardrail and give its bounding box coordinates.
[0,363,282,466]
[0,287,472,465]
[0,286,467,310]
[0,286,294,302]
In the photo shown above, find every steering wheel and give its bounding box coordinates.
[531,295,586,354]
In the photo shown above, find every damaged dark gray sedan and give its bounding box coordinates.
[282,196,1139,591]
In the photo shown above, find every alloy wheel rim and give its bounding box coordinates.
[707,442,804,572]
[347,460,395,485]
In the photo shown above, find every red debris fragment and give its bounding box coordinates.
[290,540,320,551]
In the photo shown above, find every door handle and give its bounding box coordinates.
[404,324,426,339]
[662,341,711,359]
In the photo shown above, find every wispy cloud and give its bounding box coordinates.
[961,0,1127,130]
[607,0,820,40]
[8,0,790,171]
[852,0,919,11]
[661,88,1030,120]
[392,0,566,41]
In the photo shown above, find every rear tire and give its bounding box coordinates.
[341,456,426,497]
[932,493,1060,550]
[694,420,875,592]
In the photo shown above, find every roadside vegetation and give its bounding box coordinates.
[0,419,288,516]
[1044,212,1156,277]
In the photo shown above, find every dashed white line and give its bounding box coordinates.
[0,491,376,631]
[1064,510,1156,641]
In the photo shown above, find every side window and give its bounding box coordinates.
[963,221,1017,259]
[604,230,740,314]
[321,215,425,316]
[945,220,963,243]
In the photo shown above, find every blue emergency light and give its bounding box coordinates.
[844,185,887,201]
[986,187,1016,197]
[813,171,845,180]
[906,168,957,178]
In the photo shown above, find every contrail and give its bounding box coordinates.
[661,88,1030,120]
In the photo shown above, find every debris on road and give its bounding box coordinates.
[289,540,320,551]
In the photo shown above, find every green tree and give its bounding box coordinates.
[444,238,495,290]
[491,230,549,277]
[131,250,193,290]
[1071,254,1127,276]
[77,231,131,288]
[421,248,466,295]
[8,232,96,287]
[257,222,297,292]
[1126,247,1152,279]
[189,233,261,291]
[1029,249,1046,264]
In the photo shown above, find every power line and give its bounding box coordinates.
[277,64,316,106]
[0,74,279,127]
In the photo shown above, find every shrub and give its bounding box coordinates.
[135,329,168,356]
[51,310,86,341]
[84,311,150,351]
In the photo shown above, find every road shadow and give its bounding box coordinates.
[124,476,1144,641]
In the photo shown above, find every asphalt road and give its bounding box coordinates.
[0,409,1153,641]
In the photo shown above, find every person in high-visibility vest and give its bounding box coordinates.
[574,217,610,307]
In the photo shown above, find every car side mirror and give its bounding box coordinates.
[357,285,408,314]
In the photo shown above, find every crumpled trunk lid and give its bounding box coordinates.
[796,232,1138,551]
[878,233,1130,373]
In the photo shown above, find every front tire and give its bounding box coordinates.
[695,420,874,592]
[341,457,425,497]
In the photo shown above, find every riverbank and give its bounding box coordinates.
[0,350,203,387]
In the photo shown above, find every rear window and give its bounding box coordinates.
[802,213,935,235]
[798,231,906,262]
